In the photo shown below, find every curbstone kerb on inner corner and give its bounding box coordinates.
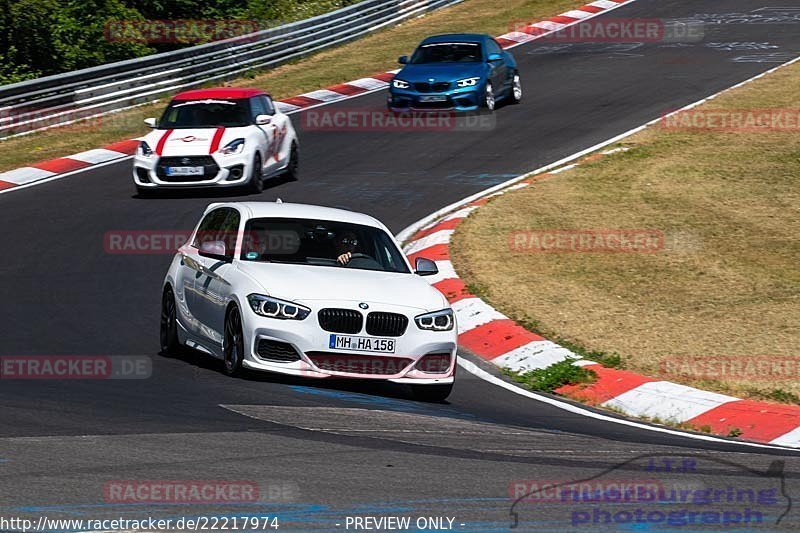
[400,158,800,449]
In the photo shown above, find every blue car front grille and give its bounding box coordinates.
[413,82,452,93]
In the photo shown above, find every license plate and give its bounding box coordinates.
[166,166,203,176]
[329,334,396,353]
[419,95,447,102]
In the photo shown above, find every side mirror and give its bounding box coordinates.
[398,55,409,65]
[255,114,272,125]
[415,257,439,277]
[488,53,503,62]
[144,117,157,128]
[199,240,229,261]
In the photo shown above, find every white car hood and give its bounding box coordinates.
[145,127,249,156]
[235,262,447,312]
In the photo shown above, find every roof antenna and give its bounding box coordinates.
[275,198,283,204]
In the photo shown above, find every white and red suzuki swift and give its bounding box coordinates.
[133,88,298,195]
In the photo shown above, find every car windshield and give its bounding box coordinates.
[158,99,250,128]
[240,217,411,274]
[410,42,482,64]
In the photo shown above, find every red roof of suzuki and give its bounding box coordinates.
[173,88,268,100]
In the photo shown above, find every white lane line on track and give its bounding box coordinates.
[457,357,799,452]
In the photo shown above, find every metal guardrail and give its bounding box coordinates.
[0,0,463,139]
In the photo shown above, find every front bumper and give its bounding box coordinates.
[133,151,252,188]
[388,85,483,112]
[240,300,457,383]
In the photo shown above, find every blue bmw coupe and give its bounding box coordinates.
[388,33,521,113]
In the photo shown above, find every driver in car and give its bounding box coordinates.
[335,232,359,265]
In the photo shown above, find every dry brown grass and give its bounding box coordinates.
[0,0,579,172]
[451,60,800,403]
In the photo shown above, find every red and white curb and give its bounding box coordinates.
[401,149,800,449]
[0,140,140,192]
[0,0,635,195]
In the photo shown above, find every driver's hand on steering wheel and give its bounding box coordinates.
[337,252,352,265]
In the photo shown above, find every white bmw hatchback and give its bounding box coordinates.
[161,202,457,401]
[133,88,298,195]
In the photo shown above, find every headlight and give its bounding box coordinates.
[415,309,454,331]
[457,77,481,88]
[220,138,245,155]
[247,294,310,320]
[138,141,153,157]
[392,79,410,89]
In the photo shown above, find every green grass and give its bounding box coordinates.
[504,358,597,392]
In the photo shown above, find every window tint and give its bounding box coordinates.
[487,39,502,56]
[261,96,275,115]
[192,208,240,259]
[219,209,241,259]
[160,99,250,128]
[250,96,267,121]
[240,217,410,274]
[410,42,482,64]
